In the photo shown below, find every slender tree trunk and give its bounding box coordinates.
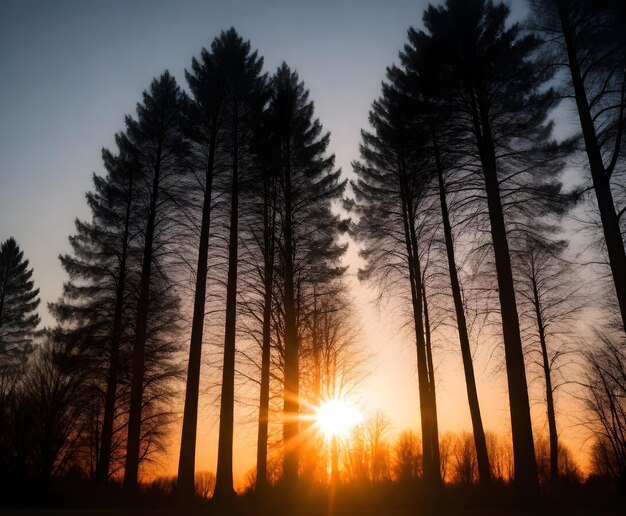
[530,260,558,485]
[178,135,216,498]
[283,136,300,488]
[475,91,539,501]
[300,289,321,481]
[255,269,273,492]
[256,172,276,493]
[398,164,441,486]
[96,167,135,484]
[312,295,321,403]
[215,101,239,500]
[124,146,162,490]
[432,127,491,484]
[421,280,441,476]
[558,3,626,334]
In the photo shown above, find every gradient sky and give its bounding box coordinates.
[2,0,573,485]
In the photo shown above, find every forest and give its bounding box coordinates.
[0,0,625,514]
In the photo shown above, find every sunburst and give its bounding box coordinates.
[315,398,363,438]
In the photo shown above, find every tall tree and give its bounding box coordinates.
[94,144,138,483]
[247,107,279,492]
[532,0,626,333]
[0,237,40,369]
[123,72,184,490]
[272,63,302,489]
[177,44,225,498]
[51,119,182,484]
[267,63,345,487]
[213,28,266,499]
[50,141,139,483]
[431,130,491,485]
[386,59,492,485]
[352,82,441,486]
[513,238,580,486]
[403,0,571,499]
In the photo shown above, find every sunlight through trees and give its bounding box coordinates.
[2,0,626,513]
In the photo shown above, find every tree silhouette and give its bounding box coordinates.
[0,238,41,491]
[176,42,226,498]
[123,71,184,490]
[401,0,574,500]
[385,57,492,485]
[393,431,422,482]
[213,28,267,500]
[51,119,183,485]
[271,63,303,488]
[352,81,441,486]
[0,237,40,369]
[94,146,138,483]
[531,0,626,333]
[49,143,139,483]
[584,334,626,483]
[244,95,279,492]
[513,237,580,486]
[267,63,346,487]
[16,333,88,489]
[434,140,492,484]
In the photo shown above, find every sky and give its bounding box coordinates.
[0,0,575,485]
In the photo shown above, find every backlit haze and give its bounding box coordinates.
[1,0,586,487]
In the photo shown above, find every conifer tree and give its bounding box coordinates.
[123,71,184,490]
[433,146,492,485]
[400,0,572,500]
[52,122,182,483]
[213,29,267,499]
[247,105,279,492]
[0,238,40,370]
[94,143,139,483]
[385,60,492,484]
[177,44,226,498]
[351,82,442,486]
[267,63,346,487]
[50,142,139,483]
[531,0,626,333]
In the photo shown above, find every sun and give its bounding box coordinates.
[315,399,363,438]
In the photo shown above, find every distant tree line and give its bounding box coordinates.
[1,0,625,508]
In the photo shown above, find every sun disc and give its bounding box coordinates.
[316,399,363,438]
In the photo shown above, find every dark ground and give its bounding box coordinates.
[0,478,623,515]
